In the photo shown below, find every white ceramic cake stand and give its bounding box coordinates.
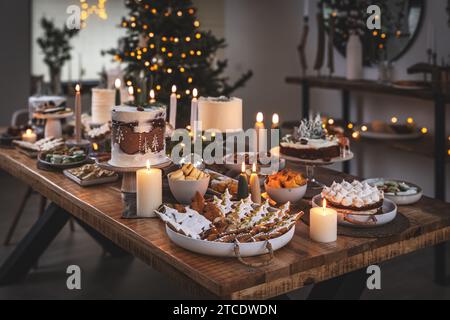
[33,111,73,139]
[97,157,172,218]
[271,146,354,189]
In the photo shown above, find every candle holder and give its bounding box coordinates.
[97,158,171,218]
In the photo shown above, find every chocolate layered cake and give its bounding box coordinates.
[111,105,166,167]
[280,115,341,160]
[321,180,384,215]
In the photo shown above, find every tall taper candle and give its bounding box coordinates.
[75,84,82,143]
[128,86,135,103]
[169,85,177,128]
[255,112,266,153]
[249,163,261,204]
[137,160,162,218]
[237,162,249,200]
[149,89,156,104]
[190,88,198,140]
[114,78,121,106]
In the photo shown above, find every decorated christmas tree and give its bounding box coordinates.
[106,0,252,127]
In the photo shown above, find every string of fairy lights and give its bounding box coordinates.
[114,2,205,102]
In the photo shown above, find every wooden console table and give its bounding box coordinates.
[285,76,449,284]
[0,148,449,299]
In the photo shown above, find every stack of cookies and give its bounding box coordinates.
[170,163,209,181]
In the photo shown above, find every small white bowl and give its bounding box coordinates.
[168,173,210,204]
[264,180,307,204]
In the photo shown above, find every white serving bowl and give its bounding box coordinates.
[264,180,307,204]
[168,173,210,204]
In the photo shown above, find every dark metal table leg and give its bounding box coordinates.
[342,89,350,174]
[0,202,70,285]
[433,94,448,286]
[307,268,367,300]
[75,218,130,258]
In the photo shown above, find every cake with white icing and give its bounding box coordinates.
[321,180,384,215]
[110,105,166,167]
[280,115,341,160]
[198,96,243,131]
[91,88,115,124]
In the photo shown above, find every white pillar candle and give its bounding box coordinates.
[169,85,177,128]
[137,160,162,218]
[149,89,156,104]
[190,88,198,140]
[22,129,37,143]
[75,84,82,143]
[310,199,337,243]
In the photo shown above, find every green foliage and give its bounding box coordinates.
[105,0,252,126]
[37,17,79,73]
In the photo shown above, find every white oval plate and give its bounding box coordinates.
[363,178,423,205]
[312,195,397,228]
[166,224,295,257]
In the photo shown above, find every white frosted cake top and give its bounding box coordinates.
[321,180,384,208]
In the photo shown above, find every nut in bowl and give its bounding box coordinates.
[168,163,210,204]
[265,170,307,204]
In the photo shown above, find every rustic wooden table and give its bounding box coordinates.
[0,148,449,299]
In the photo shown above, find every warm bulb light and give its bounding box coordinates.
[115,78,121,89]
[391,116,398,124]
[328,118,335,125]
[421,127,428,134]
[352,131,360,139]
[272,113,279,125]
[347,123,354,129]
[407,117,414,124]
[361,125,368,132]
[256,112,264,123]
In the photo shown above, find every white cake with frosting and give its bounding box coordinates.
[91,88,115,124]
[198,96,242,132]
[110,105,166,167]
[321,180,384,214]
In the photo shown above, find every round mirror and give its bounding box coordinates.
[321,0,425,65]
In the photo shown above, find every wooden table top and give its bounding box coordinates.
[0,147,449,299]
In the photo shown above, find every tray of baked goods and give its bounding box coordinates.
[64,164,119,187]
[155,190,303,264]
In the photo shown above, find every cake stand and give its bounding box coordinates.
[271,146,354,189]
[97,157,172,219]
[33,111,73,139]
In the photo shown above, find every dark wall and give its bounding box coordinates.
[0,0,31,126]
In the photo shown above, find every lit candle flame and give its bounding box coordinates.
[26,129,32,135]
[322,198,327,210]
[150,89,155,100]
[256,112,263,123]
[272,113,279,125]
[171,85,177,94]
[252,162,257,173]
[241,161,246,173]
[128,86,134,95]
[192,88,198,98]
[75,84,81,92]
[92,143,99,151]
[115,78,121,89]
[146,160,151,170]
